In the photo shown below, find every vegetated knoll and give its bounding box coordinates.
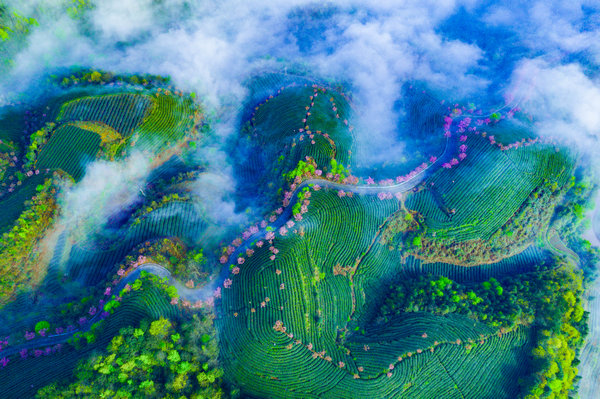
[33,87,200,175]
[384,131,575,266]
[219,188,532,398]
[233,82,354,214]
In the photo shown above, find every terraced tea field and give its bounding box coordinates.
[0,74,592,399]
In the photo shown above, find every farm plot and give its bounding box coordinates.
[410,134,573,242]
[219,188,532,398]
[132,92,198,152]
[57,93,153,136]
[36,124,101,181]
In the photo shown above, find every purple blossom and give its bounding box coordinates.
[19,349,28,359]
[89,307,97,316]
[55,327,64,334]
[104,287,112,296]
[0,357,8,367]
[266,231,275,240]
[366,177,375,185]
[459,144,467,152]
[459,153,467,160]
[442,163,452,169]
[459,135,467,142]
[25,331,35,340]
[429,156,437,163]
[450,158,459,166]
[78,317,87,325]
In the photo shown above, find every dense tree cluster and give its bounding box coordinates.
[36,312,229,399]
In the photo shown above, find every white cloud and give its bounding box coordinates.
[58,151,150,234]
[92,0,155,41]
[507,59,600,147]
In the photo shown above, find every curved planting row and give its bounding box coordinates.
[56,93,153,136]
[66,201,208,286]
[412,133,573,242]
[36,125,101,181]
[219,188,533,398]
[132,91,199,153]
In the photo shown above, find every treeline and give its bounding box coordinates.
[552,169,600,277]
[36,312,231,398]
[0,178,58,308]
[381,263,588,398]
[54,69,171,90]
